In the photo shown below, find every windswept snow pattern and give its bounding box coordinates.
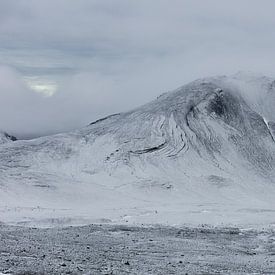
[0,73,275,227]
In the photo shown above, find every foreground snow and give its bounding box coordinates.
[0,72,275,228]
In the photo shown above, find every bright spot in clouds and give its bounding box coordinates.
[24,77,57,96]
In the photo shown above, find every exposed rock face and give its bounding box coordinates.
[0,73,275,227]
[0,131,17,144]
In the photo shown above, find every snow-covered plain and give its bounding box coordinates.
[0,73,275,228]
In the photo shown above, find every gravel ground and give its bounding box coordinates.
[0,224,274,274]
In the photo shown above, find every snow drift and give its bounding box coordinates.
[0,72,275,227]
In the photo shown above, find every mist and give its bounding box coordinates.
[1,0,275,137]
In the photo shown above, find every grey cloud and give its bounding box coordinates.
[0,0,275,137]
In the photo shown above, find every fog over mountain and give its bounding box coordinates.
[1,0,275,137]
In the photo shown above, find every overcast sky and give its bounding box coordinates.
[1,0,275,138]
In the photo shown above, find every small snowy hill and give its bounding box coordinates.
[1,73,275,227]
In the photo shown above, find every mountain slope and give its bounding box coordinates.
[1,73,275,227]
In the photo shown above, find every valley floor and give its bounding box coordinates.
[0,224,274,274]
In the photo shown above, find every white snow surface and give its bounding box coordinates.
[1,73,275,228]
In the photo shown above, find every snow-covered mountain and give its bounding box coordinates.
[1,73,275,227]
